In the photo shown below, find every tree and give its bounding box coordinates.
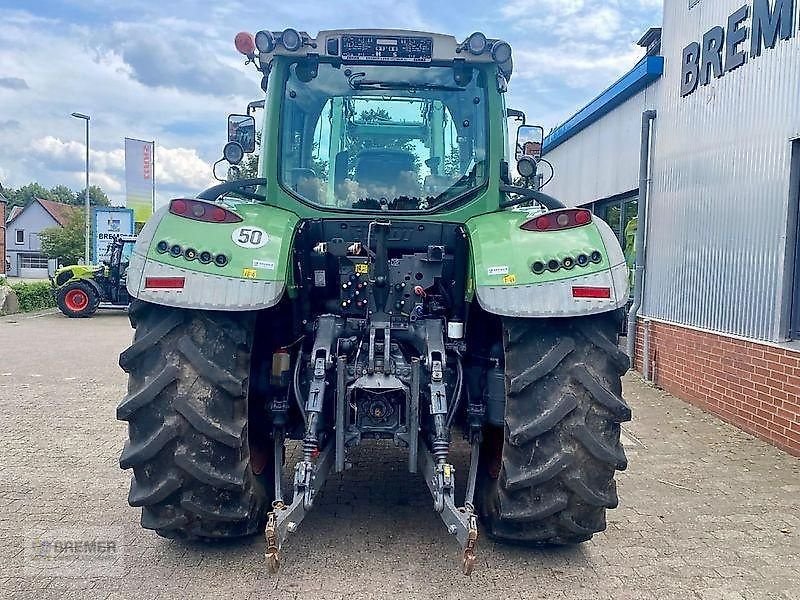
[75,185,110,207]
[39,210,85,266]
[2,182,111,208]
[6,182,50,208]
[48,184,77,205]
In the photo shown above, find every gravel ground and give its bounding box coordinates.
[0,309,798,600]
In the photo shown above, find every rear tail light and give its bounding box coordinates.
[169,199,242,223]
[145,277,185,290]
[572,286,611,299]
[521,209,592,232]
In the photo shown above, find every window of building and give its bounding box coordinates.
[19,254,49,269]
[589,193,639,251]
[789,140,800,338]
[15,230,24,244]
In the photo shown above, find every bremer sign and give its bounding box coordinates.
[681,0,796,96]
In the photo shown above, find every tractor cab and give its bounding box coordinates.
[217,29,556,217]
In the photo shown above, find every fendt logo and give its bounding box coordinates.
[680,0,796,96]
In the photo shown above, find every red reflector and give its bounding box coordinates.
[574,209,592,225]
[145,277,185,290]
[572,286,611,299]
[169,198,242,223]
[210,207,227,222]
[521,209,593,232]
[171,199,187,215]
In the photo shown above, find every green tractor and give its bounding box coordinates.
[53,235,136,318]
[117,29,631,575]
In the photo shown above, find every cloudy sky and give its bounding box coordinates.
[0,0,661,207]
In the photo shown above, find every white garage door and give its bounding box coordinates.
[18,254,50,279]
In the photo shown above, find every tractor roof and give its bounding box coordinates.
[237,28,513,80]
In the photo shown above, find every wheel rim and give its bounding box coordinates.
[64,289,89,311]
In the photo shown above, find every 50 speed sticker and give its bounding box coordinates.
[232,226,269,249]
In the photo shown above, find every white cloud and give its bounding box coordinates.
[154,146,216,190]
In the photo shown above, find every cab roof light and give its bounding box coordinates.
[254,30,276,54]
[572,286,611,299]
[169,199,242,224]
[280,28,302,51]
[465,32,488,55]
[491,40,512,64]
[521,209,592,232]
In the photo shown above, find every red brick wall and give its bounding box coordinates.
[634,318,800,457]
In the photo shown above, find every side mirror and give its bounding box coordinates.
[228,114,256,153]
[516,124,544,160]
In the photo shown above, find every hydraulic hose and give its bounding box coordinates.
[293,351,308,428]
[446,355,464,429]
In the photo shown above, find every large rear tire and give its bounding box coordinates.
[478,311,631,544]
[117,300,273,539]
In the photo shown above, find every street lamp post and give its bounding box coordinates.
[71,112,91,264]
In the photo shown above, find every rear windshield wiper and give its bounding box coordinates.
[349,79,465,92]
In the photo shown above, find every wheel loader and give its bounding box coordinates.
[117,28,631,575]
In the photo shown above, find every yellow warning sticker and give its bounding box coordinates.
[355,263,369,275]
[242,268,258,279]
[503,274,517,285]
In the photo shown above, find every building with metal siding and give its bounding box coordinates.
[543,0,800,456]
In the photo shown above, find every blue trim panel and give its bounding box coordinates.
[542,55,664,154]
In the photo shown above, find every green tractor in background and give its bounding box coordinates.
[117,29,631,574]
[53,235,136,317]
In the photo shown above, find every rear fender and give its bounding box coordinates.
[126,200,299,311]
[466,209,629,318]
[53,264,103,288]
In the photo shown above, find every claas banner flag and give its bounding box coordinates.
[125,138,155,224]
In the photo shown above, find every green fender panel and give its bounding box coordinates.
[127,200,300,311]
[466,209,629,318]
[53,264,103,288]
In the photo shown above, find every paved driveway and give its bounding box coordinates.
[0,310,798,599]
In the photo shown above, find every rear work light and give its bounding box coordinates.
[169,199,242,224]
[145,277,185,290]
[521,209,592,232]
[572,286,611,299]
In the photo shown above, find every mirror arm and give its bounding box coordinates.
[506,108,526,124]
[247,100,265,115]
[197,178,268,202]
[499,184,565,211]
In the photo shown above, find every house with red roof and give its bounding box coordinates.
[5,198,79,278]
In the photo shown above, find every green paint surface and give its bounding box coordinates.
[467,210,610,287]
[145,201,299,283]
